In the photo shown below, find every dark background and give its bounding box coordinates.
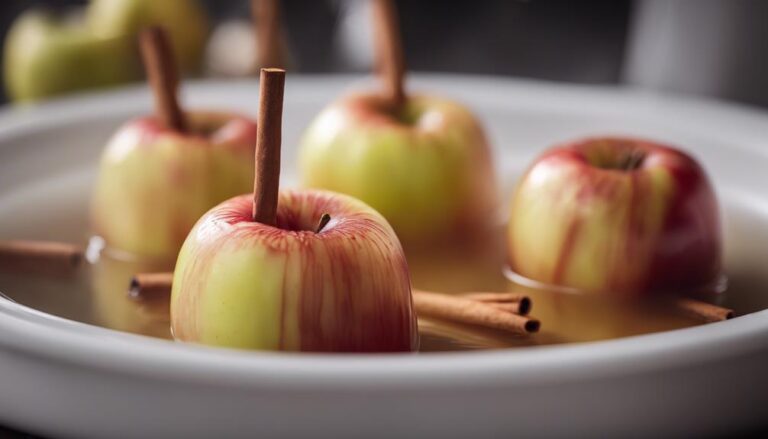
[2,0,768,107]
[0,0,766,437]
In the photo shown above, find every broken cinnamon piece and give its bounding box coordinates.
[673,297,734,323]
[129,272,174,300]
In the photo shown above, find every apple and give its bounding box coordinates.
[3,9,140,102]
[86,0,209,73]
[298,92,497,246]
[170,189,418,352]
[172,68,417,352]
[507,137,722,296]
[91,111,258,262]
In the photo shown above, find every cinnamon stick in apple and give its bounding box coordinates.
[372,0,406,108]
[0,240,83,276]
[252,68,285,226]
[252,0,285,69]
[129,272,174,300]
[413,290,540,335]
[139,26,187,132]
[673,298,734,323]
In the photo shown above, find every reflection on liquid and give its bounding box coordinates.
[90,251,172,339]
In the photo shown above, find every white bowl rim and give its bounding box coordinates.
[1,74,768,391]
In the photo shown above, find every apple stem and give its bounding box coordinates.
[315,213,331,233]
[252,68,286,226]
[622,150,645,171]
[252,0,285,70]
[372,0,406,109]
[139,26,187,133]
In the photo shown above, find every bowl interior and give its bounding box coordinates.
[1,75,768,375]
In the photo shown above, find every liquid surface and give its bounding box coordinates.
[1,169,767,352]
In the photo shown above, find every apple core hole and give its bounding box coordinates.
[394,107,421,125]
[191,119,226,137]
[591,150,646,171]
[275,213,332,234]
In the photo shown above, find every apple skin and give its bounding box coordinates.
[87,0,209,73]
[171,189,418,352]
[91,111,257,262]
[3,9,141,102]
[298,92,497,247]
[507,137,722,296]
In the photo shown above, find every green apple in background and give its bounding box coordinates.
[171,190,418,352]
[91,111,258,262]
[298,92,498,248]
[507,137,722,296]
[3,9,141,103]
[87,0,209,73]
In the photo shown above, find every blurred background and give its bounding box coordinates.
[1,0,768,107]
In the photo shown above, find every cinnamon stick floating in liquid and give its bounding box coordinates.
[129,272,174,300]
[252,68,285,226]
[139,26,187,132]
[372,0,406,108]
[413,290,540,335]
[252,0,285,69]
[0,240,83,276]
[673,298,734,323]
[461,291,532,316]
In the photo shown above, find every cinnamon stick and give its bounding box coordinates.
[252,68,286,226]
[0,240,83,276]
[129,272,174,300]
[673,298,734,323]
[413,290,540,335]
[372,0,406,108]
[461,292,532,316]
[252,0,285,69]
[139,26,187,132]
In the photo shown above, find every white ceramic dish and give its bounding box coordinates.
[0,75,767,438]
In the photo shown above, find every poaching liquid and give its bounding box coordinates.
[1,171,767,352]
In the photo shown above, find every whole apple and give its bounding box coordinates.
[299,92,497,246]
[3,9,140,102]
[87,0,209,73]
[171,189,418,352]
[91,111,257,261]
[507,137,722,295]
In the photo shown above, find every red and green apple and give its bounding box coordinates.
[91,112,257,261]
[170,190,418,352]
[298,0,497,247]
[3,8,140,102]
[507,137,721,296]
[299,92,497,246]
[86,0,210,73]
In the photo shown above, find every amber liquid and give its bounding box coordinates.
[1,174,767,352]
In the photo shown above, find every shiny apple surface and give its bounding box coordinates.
[91,111,257,261]
[171,190,418,352]
[508,137,721,295]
